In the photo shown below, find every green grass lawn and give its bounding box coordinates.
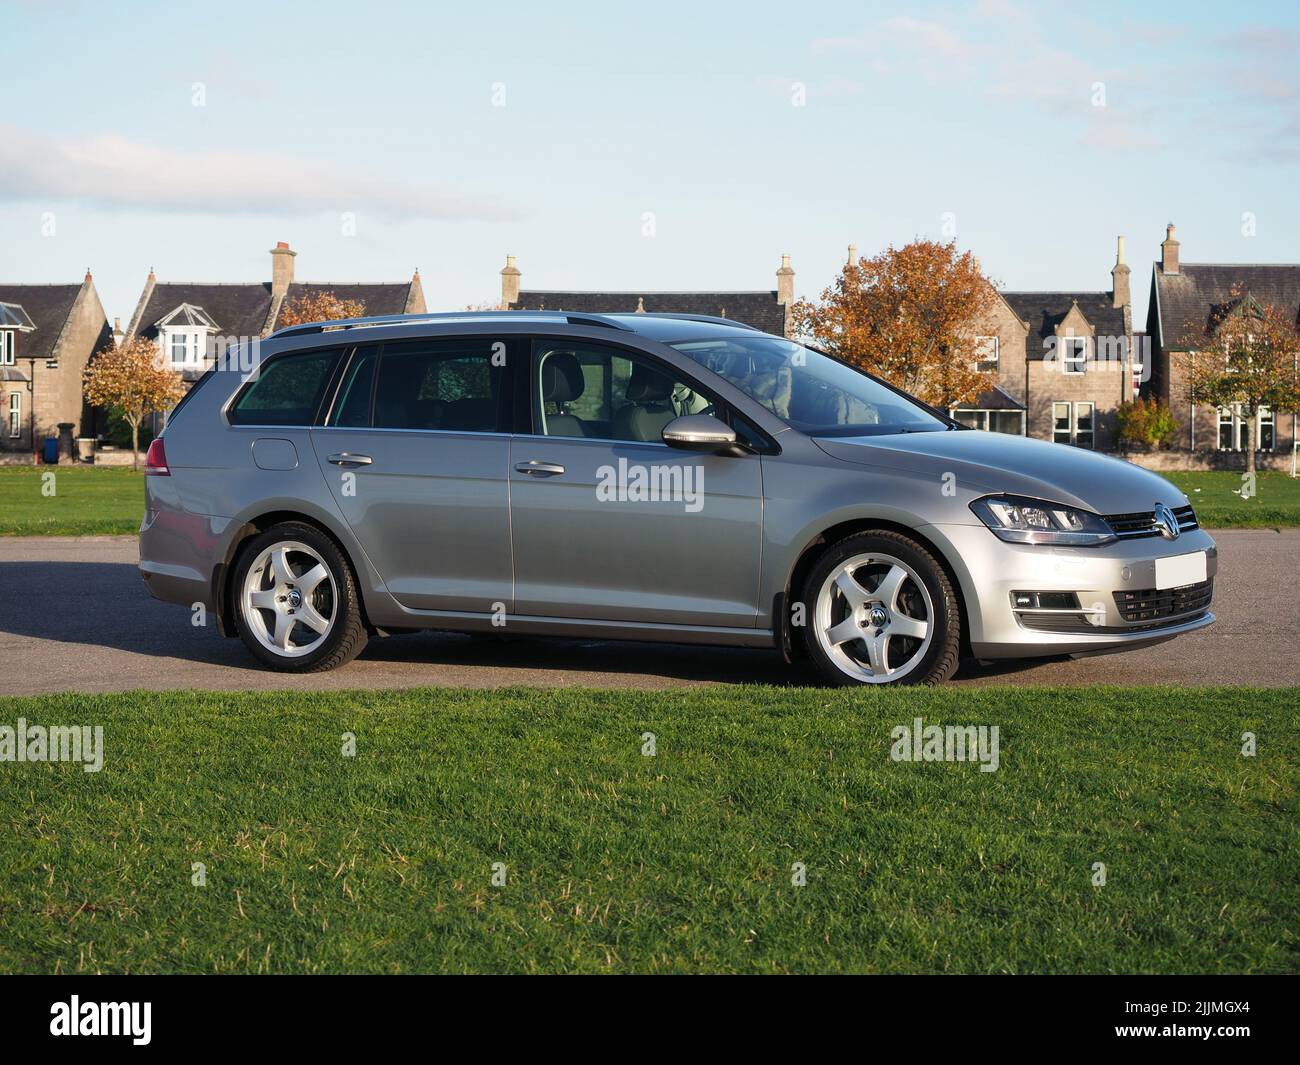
[1164,470,1300,528]
[0,466,144,536]
[0,686,1294,974]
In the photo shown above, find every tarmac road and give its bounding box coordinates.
[0,530,1294,695]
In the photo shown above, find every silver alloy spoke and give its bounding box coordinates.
[834,570,869,611]
[297,563,329,597]
[272,610,295,649]
[865,633,891,675]
[249,588,278,611]
[270,546,295,585]
[874,564,907,610]
[826,616,863,647]
[890,613,928,640]
[297,603,331,634]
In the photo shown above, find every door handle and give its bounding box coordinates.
[327,452,373,467]
[515,461,565,477]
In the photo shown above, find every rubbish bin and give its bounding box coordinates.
[42,437,59,464]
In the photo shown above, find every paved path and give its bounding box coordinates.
[0,531,1294,695]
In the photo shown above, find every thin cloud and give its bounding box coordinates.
[0,125,521,221]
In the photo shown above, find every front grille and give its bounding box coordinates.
[1105,505,1199,540]
[1114,579,1214,623]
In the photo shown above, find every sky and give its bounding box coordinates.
[3,0,1300,331]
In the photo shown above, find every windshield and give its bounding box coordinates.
[669,336,949,437]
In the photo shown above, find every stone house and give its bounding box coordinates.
[499,253,797,337]
[124,241,426,393]
[952,238,1135,450]
[1146,224,1299,468]
[0,274,112,458]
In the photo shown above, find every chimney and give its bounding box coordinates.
[1161,224,1179,275]
[776,254,795,305]
[847,243,858,267]
[270,241,297,298]
[500,254,521,307]
[1111,235,1131,308]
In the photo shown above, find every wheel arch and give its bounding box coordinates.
[213,508,374,638]
[778,517,974,664]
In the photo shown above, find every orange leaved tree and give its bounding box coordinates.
[1180,294,1300,476]
[792,240,999,410]
[82,338,186,470]
[277,291,366,329]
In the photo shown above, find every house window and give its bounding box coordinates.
[8,392,20,438]
[1218,404,1274,451]
[952,408,1023,435]
[170,332,190,364]
[1053,400,1094,448]
[975,336,999,369]
[1061,337,1088,374]
[0,330,13,366]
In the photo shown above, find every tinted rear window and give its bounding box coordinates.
[228,349,339,426]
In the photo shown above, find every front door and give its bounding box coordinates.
[509,338,764,629]
[310,339,514,614]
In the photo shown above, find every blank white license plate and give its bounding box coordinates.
[1155,551,1207,590]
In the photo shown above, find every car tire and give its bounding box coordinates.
[232,522,368,672]
[800,529,961,687]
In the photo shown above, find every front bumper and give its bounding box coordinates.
[923,521,1218,659]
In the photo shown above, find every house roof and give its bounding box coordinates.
[0,285,83,360]
[1152,263,1300,349]
[131,281,417,341]
[966,384,1026,411]
[510,290,788,336]
[1001,291,1126,360]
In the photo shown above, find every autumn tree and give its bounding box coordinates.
[1180,293,1300,475]
[791,240,999,410]
[82,338,186,470]
[277,291,366,329]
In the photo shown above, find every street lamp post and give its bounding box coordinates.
[24,356,37,466]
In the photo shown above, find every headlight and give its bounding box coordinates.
[970,495,1116,546]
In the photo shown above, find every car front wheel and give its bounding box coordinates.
[801,530,961,686]
[232,522,367,672]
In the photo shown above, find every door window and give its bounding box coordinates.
[532,342,712,443]
[372,339,505,432]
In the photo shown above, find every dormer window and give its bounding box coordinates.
[0,329,13,366]
[154,303,219,369]
[1061,337,1088,374]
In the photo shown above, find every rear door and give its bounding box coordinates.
[508,337,765,628]
[310,337,515,614]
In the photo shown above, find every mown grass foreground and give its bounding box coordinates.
[0,466,143,536]
[0,686,1295,974]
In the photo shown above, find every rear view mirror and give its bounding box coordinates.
[661,414,737,453]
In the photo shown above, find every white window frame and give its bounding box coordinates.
[1053,400,1094,448]
[975,335,999,369]
[1218,403,1274,452]
[951,408,1024,435]
[0,330,13,366]
[8,392,21,438]
[1060,337,1088,374]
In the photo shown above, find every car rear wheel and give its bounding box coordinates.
[233,522,367,672]
[801,530,961,686]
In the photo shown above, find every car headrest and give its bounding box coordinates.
[626,362,674,403]
[540,352,585,403]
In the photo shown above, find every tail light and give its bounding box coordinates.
[144,438,170,476]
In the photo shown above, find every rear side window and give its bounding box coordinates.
[228,349,339,426]
[371,339,506,432]
[328,347,378,427]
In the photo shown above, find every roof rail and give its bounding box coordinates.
[268,309,633,340]
[629,312,763,331]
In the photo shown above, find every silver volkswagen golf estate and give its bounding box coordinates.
[139,311,1216,685]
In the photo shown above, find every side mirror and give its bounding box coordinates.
[661,413,737,453]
